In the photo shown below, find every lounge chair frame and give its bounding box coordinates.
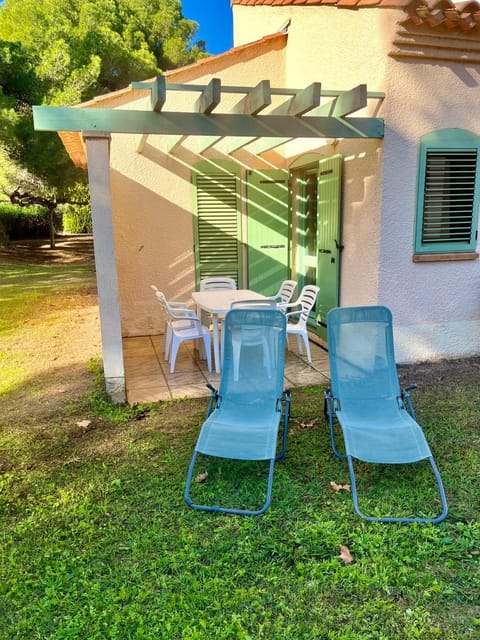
[324,305,448,524]
[184,308,290,515]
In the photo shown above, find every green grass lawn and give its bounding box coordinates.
[1,260,479,639]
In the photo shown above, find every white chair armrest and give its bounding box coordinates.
[285,309,302,320]
[282,303,301,317]
[169,308,198,321]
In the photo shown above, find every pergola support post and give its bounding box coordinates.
[83,131,126,403]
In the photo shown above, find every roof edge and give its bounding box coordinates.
[75,31,288,110]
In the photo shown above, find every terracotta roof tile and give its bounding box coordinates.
[232,0,480,7]
[336,0,363,6]
[232,0,480,31]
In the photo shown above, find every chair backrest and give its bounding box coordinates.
[274,280,297,304]
[291,285,320,327]
[200,277,237,291]
[151,285,169,313]
[229,300,279,347]
[221,308,286,399]
[151,285,197,323]
[230,299,277,309]
[327,305,401,404]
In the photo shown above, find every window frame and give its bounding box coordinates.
[415,129,480,255]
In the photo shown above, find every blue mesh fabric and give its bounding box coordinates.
[327,306,432,463]
[196,309,287,461]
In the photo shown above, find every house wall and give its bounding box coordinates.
[380,57,480,362]
[110,44,287,337]
[235,6,394,315]
[234,4,480,363]
[110,3,480,363]
[234,5,395,88]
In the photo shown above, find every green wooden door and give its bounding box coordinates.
[315,155,342,339]
[296,155,342,340]
[246,169,289,295]
[193,167,242,286]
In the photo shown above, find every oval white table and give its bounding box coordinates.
[191,289,267,373]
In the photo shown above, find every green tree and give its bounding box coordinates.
[0,0,206,246]
[0,0,206,102]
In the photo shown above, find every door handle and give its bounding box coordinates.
[318,248,331,254]
[260,244,285,249]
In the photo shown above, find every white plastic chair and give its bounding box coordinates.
[151,286,211,372]
[283,285,320,363]
[198,277,237,350]
[267,280,297,309]
[199,277,237,291]
[229,300,278,381]
[151,285,192,358]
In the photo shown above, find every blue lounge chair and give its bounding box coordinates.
[324,306,448,524]
[184,307,291,515]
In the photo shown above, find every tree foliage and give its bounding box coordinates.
[0,0,206,102]
[0,0,207,242]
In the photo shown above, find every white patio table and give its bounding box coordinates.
[191,288,267,373]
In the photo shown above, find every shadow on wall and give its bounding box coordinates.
[341,138,383,206]
[110,168,196,337]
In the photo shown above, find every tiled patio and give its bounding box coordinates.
[123,333,330,404]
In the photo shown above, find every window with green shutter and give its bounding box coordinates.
[192,161,243,287]
[415,129,480,254]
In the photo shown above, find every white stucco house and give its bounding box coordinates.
[34,0,480,402]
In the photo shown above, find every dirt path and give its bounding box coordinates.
[0,234,95,265]
[1,236,102,424]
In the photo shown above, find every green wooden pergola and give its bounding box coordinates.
[34,76,384,138]
[33,76,384,402]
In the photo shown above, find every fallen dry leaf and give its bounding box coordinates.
[339,545,353,564]
[195,471,209,483]
[294,418,318,429]
[330,480,351,492]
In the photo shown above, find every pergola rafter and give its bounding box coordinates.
[33,76,385,156]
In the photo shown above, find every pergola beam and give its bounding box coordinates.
[333,83,367,117]
[232,80,271,115]
[134,76,167,150]
[132,76,166,113]
[271,82,322,116]
[194,78,222,114]
[165,79,222,153]
[237,82,322,155]
[33,106,383,139]
[228,82,321,154]
[316,84,367,117]
[197,80,272,154]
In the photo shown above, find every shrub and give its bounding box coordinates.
[61,204,93,234]
[0,203,50,244]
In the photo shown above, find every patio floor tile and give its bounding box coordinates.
[124,334,330,404]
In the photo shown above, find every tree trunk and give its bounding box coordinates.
[48,207,56,249]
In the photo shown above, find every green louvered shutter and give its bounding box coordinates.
[193,171,242,286]
[415,130,480,254]
[421,151,477,249]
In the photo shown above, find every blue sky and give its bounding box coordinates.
[181,0,234,55]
